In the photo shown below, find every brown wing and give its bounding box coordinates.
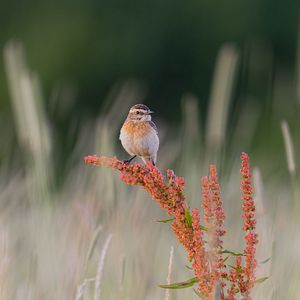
[148,121,158,134]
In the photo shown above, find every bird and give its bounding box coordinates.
[119,104,159,165]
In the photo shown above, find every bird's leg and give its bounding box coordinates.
[123,155,137,164]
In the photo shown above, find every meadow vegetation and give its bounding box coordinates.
[1,39,300,299]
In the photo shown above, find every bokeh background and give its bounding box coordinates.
[0,1,300,299]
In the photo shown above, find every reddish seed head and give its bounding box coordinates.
[84,153,258,299]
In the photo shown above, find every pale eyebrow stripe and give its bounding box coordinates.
[130,109,147,114]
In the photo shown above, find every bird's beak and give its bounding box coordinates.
[148,111,154,115]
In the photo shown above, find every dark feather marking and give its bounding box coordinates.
[148,121,158,134]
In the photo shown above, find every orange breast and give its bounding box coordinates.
[122,122,152,138]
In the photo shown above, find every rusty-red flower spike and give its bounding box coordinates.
[191,208,211,297]
[209,165,226,242]
[209,165,227,294]
[201,176,213,229]
[84,154,259,299]
[240,152,258,299]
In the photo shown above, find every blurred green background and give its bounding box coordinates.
[1,2,300,299]
[1,0,299,119]
[1,0,300,174]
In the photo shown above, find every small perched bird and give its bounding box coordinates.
[119,104,159,165]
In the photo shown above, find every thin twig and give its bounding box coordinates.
[94,234,113,300]
[75,278,95,300]
[165,246,174,300]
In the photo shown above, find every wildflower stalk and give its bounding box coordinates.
[228,153,258,300]
[201,165,227,299]
[84,153,259,300]
[240,152,258,299]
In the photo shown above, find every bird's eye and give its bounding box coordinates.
[136,111,140,114]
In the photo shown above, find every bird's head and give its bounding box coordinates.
[127,104,154,122]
